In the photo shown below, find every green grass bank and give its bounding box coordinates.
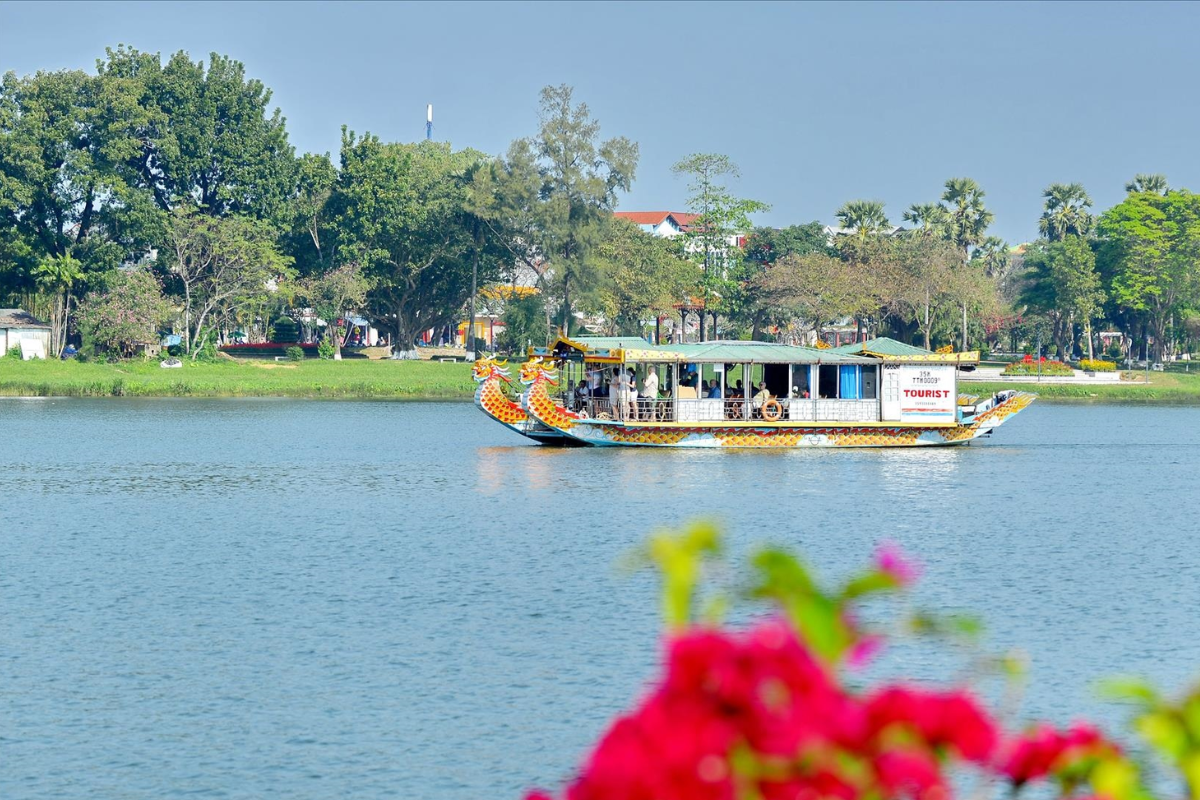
[966,370,1200,404]
[0,357,476,399]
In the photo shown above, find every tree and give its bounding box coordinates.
[881,236,960,350]
[1038,183,1093,242]
[508,85,638,335]
[1125,174,1168,195]
[672,153,769,340]
[285,153,339,275]
[971,237,1011,279]
[76,267,172,357]
[1097,190,1200,361]
[751,252,877,344]
[592,219,695,336]
[743,223,831,266]
[32,253,85,356]
[901,203,949,237]
[163,207,293,356]
[297,261,368,360]
[1020,236,1105,360]
[941,177,995,349]
[96,47,297,222]
[835,200,890,239]
[0,67,159,309]
[331,133,499,352]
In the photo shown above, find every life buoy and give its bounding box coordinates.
[762,398,783,421]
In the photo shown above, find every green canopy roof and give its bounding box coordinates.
[830,337,933,357]
[626,340,875,364]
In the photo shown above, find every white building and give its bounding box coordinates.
[0,309,52,358]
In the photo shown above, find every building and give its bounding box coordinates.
[613,211,699,239]
[0,309,53,358]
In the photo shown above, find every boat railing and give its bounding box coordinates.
[564,396,881,424]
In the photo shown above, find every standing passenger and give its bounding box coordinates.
[642,368,659,420]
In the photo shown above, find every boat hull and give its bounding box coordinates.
[523,391,1036,449]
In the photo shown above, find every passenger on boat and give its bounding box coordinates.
[752,382,771,417]
[574,380,591,410]
[628,369,639,418]
[706,379,722,399]
[641,368,659,420]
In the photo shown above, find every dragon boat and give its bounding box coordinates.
[476,336,1036,449]
[471,357,576,445]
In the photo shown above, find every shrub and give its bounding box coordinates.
[1106,342,1123,361]
[76,268,172,358]
[317,337,335,359]
[273,315,300,343]
[285,345,305,362]
[1003,355,1074,376]
[1080,358,1116,372]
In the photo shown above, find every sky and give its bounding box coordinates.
[3,0,1199,245]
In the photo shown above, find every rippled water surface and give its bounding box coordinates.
[2,399,1199,799]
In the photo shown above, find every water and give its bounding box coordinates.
[2,399,1199,799]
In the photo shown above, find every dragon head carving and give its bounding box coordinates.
[472,357,511,383]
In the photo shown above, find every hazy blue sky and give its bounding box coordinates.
[3,1,1198,244]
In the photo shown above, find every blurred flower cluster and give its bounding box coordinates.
[524,522,1199,800]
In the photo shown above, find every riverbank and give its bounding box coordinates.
[0,357,475,398]
[967,370,1200,403]
[4,357,1199,403]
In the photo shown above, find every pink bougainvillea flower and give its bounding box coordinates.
[874,541,922,587]
[847,634,885,670]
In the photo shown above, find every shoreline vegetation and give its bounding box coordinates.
[2,357,1199,403]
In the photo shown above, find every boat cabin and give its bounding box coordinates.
[532,336,980,426]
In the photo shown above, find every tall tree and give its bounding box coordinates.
[743,223,831,266]
[941,177,994,349]
[901,203,949,237]
[672,153,769,340]
[880,236,960,350]
[1038,183,1093,241]
[76,267,172,357]
[96,46,297,222]
[750,252,878,344]
[1020,236,1105,360]
[516,85,638,335]
[592,219,695,336]
[284,153,339,275]
[331,132,500,352]
[297,261,368,360]
[1125,174,1168,195]
[163,207,293,355]
[0,67,159,309]
[1097,190,1200,361]
[835,200,890,239]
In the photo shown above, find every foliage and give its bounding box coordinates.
[332,133,499,350]
[751,252,878,342]
[163,207,293,356]
[672,153,769,335]
[76,267,172,357]
[525,522,1172,800]
[316,336,335,359]
[95,46,297,222]
[1096,189,1200,362]
[1124,174,1168,195]
[1020,236,1105,360]
[1039,183,1094,241]
[835,200,890,238]
[482,85,638,334]
[296,260,368,358]
[495,292,551,355]
[743,223,832,265]
[285,345,304,361]
[592,219,695,335]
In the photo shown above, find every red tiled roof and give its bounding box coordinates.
[614,211,699,229]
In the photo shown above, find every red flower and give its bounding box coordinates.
[874,750,945,798]
[874,541,921,587]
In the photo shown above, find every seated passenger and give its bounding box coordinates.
[706,379,722,399]
[752,382,770,412]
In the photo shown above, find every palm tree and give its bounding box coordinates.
[32,252,85,357]
[901,203,949,237]
[1038,183,1093,241]
[835,200,890,239]
[1124,173,1168,195]
[941,178,994,350]
[971,236,1011,280]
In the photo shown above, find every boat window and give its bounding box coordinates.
[818,365,839,399]
[790,364,812,398]
[763,363,790,398]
